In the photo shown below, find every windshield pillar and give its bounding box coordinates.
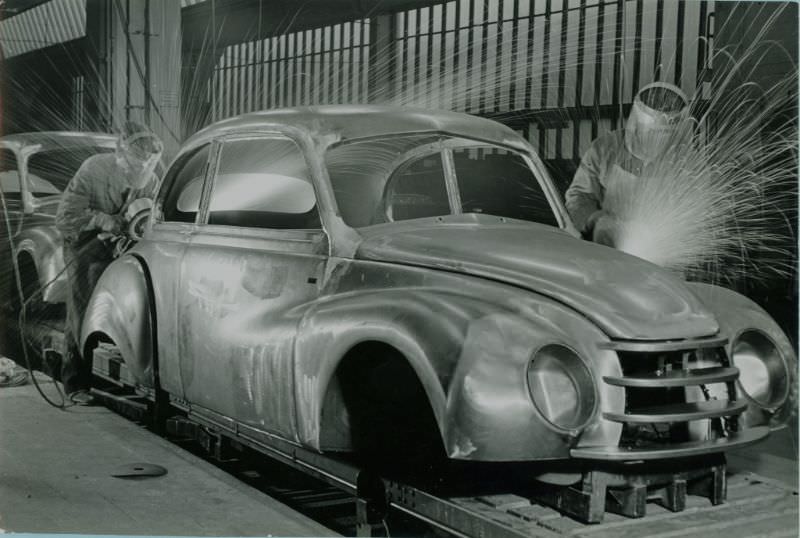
[441,147,462,215]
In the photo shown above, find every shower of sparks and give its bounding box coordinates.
[613,43,797,283]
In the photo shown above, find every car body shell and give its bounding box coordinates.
[80,106,797,463]
[0,132,117,303]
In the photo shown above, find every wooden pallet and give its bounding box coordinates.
[439,473,797,538]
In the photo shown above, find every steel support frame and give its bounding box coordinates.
[533,455,727,523]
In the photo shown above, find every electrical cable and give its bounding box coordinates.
[110,0,181,144]
[0,185,69,408]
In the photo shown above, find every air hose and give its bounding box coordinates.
[1,185,69,408]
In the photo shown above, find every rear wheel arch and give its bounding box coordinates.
[82,331,114,362]
[80,253,157,388]
[15,250,39,302]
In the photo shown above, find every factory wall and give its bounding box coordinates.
[206,0,715,186]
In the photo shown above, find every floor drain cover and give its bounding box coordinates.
[111,463,168,478]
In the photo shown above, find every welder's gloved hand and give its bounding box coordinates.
[92,212,124,235]
[588,210,618,248]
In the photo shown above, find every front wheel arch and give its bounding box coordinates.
[319,341,446,469]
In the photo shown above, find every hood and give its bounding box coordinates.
[355,215,719,341]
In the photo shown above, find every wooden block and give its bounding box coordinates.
[476,494,532,511]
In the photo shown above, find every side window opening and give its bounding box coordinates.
[207,137,320,230]
[160,144,211,223]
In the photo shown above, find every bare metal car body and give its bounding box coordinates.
[0,132,117,304]
[81,106,796,465]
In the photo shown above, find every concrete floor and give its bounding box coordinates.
[0,380,337,536]
[727,422,799,490]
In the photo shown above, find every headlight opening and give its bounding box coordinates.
[527,344,598,432]
[732,330,790,410]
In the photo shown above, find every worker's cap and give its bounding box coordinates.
[119,121,163,159]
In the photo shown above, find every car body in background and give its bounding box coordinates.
[0,132,117,306]
[79,106,796,478]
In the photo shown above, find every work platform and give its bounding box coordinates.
[0,380,337,536]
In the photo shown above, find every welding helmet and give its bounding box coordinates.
[624,82,689,163]
[116,121,164,189]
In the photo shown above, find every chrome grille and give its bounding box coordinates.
[600,338,743,449]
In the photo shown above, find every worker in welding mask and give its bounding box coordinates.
[55,121,163,405]
[565,82,690,247]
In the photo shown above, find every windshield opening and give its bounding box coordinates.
[325,134,560,229]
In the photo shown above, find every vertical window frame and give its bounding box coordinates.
[155,141,215,225]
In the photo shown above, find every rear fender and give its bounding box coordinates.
[16,225,65,303]
[80,254,154,388]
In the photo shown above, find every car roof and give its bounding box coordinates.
[0,131,118,152]
[184,105,531,152]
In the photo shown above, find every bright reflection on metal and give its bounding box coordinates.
[209,173,315,213]
[527,344,596,432]
[732,330,789,409]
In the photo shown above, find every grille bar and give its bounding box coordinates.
[604,366,740,388]
[571,426,769,460]
[604,399,747,424]
[598,335,729,352]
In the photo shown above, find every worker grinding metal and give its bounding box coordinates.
[565,82,690,247]
[55,121,163,405]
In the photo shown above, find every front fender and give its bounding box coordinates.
[16,225,66,303]
[80,254,154,388]
[296,279,624,461]
[295,287,458,451]
[687,282,797,428]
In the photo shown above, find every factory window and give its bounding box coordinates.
[162,143,212,223]
[207,137,319,230]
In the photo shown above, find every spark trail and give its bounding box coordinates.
[613,39,797,284]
